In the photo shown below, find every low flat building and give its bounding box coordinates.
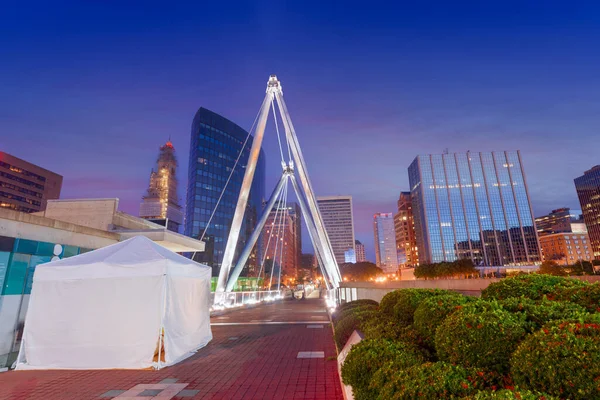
[0,198,204,370]
[539,232,593,265]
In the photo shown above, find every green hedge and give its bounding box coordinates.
[373,362,497,400]
[435,302,528,373]
[462,389,557,399]
[554,282,600,313]
[341,339,424,400]
[481,274,587,301]
[510,316,600,400]
[392,288,450,326]
[498,297,588,332]
[333,303,378,323]
[380,290,404,316]
[414,293,477,347]
[361,314,405,341]
[333,307,378,349]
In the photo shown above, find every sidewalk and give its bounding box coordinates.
[0,299,343,400]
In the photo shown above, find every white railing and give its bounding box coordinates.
[210,290,282,310]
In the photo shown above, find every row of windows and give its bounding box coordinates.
[0,190,41,207]
[0,170,44,190]
[0,161,47,183]
[0,180,43,199]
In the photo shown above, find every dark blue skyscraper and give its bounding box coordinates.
[408,151,540,266]
[185,107,265,276]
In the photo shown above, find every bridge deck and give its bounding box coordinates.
[0,298,343,400]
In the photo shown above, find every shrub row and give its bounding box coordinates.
[339,275,600,399]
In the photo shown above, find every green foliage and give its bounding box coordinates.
[337,299,379,312]
[435,301,528,373]
[374,362,499,400]
[413,293,478,347]
[333,306,379,349]
[341,339,424,400]
[481,274,587,301]
[554,282,600,312]
[537,260,567,276]
[510,316,600,400]
[498,297,588,332]
[414,259,478,279]
[392,288,450,326]
[463,389,557,399]
[361,314,405,341]
[333,302,378,323]
[380,290,404,317]
[340,261,383,281]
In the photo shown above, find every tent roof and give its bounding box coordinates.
[33,236,211,281]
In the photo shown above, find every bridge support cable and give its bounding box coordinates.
[225,171,290,292]
[275,180,290,291]
[289,175,332,290]
[254,184,286,291]
[274,92,342,287]
[215,76,341,304]
[215,79,280,304]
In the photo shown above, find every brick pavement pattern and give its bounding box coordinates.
[0,299,343,400]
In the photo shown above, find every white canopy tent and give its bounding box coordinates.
[15,235,213,370]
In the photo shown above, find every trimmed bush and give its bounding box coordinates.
[481,274,587,301]
[391,288,450,326]
[510,317,600,400]
[414,293,478,346]
[341,339,424,400]
[333,303,377,323]
[361,314,405,341]
[435,302,528,373]
[463,389,557,399]
[380,290,404,316]
[554,282,600,313]
[333,308,378,349]
[373,362,496,400]
[498,297,588,332]
[337,299,379,312]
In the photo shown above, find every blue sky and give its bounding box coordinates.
[2,1,600,260]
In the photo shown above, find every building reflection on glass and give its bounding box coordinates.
[408,151,541,266]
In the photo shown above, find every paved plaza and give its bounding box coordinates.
[0,299,343,400]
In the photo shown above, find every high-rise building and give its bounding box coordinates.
[317,196,355,265]
[394,191,418,267]
[408,151,541,266]
[139,140,183,233]
[354,240,366,262]
[539,232,593,265]
[185,107,266,276]
[261,201,300,281]
[535,207,586,237]
[575,165,600,259]
[373,212,398,273]
[0,152,62,213]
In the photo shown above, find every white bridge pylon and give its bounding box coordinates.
[214,75,342,304]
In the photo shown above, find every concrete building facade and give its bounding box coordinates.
[316,196,355,265]
[0,152,62,214]
[394,192,418,267]
[373,213,398,274]
[539,232,593,265]
[354,240,366,262]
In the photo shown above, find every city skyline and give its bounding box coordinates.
[3,2,600,260]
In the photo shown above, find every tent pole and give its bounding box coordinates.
[157,273,167,370]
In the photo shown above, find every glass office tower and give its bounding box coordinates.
[185,107,265,276]
[408,151,541,266]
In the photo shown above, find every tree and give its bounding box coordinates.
[538,260,567,276]
[340,262,383,281]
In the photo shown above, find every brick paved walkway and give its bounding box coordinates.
[0,299,343,400]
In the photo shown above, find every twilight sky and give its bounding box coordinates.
[2,2,600,261]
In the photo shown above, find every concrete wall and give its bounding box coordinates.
[41,199,120,231]
[339,276,600,303]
